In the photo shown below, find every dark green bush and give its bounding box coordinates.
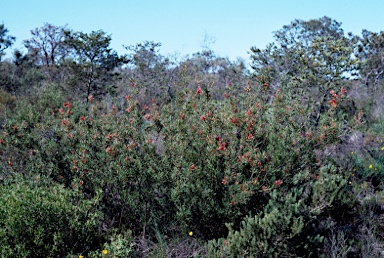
[0,182,103,257]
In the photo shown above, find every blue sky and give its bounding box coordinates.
[1,0,384,61]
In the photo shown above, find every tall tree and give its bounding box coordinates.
[250,17,357,123]
[24,23,68,67]
[63,29,126,100]
[0,23,15,61]
[250,17,356,92]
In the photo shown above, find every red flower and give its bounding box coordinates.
[229,117,239,124]
[145,114,151,120]
[246,133,254,141]
[129,118,133,124]
[200,115,206,121]
[218,143,226,151]
[196,86,202,95]
[330,90,337,98]
[253,177,258,184]
[329,99,337,109]
[262,185,267,192]
[73,166,77,171]
[124,95,131,101]
[230,200,235,206]
[59,108,64,115]
[67,133,73,138]
[224,93,229,99]
[106,147,112,153]
[222,177,227,185]
[63,102,72,108]
[305,131,312,140]
[61,118,69,126]
[274,179,283,187]
[190,164,196,171]
[80,116,86,121]
[88,94,94,102]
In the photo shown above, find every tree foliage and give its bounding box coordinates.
[63,29,127,101]
[0,23,15,61]
[354,30,384,86]
[250,16,357,93]
[24,23,68,67]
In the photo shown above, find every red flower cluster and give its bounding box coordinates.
[329,87,347,109]
[62,118,69,126]
[274,179,283,187]
[63,102,72,109]
[196,86,202,95]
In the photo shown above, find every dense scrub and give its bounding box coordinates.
[0,17,383,257]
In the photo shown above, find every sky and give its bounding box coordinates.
[1,0,384,62]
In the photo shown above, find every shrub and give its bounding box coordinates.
[0,182,103,257]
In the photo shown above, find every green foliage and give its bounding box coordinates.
[0,182,103,257]
[0,16,383,257]
[0,23,15,60]
[63,29,127,101]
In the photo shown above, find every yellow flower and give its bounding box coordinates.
[79,256,84,258]
[351,151,354,155]
[189,231,193,236]
[381,147,384,151]
[369,164,373,169]
[102,249,108,255]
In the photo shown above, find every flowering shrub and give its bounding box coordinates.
[0,74,377,256]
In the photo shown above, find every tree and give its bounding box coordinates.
[353,30,384,86]
[0,23,15,61]
[63,29,127,101]
[24,23,68,67]
[124,41,177,102]
[250,17,357,125]
[251,17,356,91]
